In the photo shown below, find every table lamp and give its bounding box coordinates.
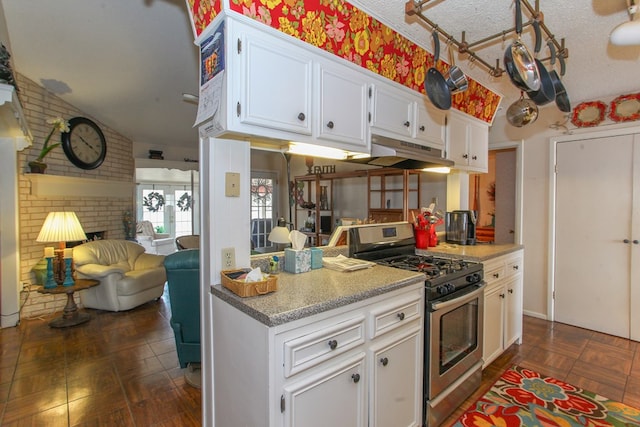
[36,212,87,287]
[268,218,291,248]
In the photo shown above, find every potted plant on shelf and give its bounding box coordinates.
[28,116,69,173]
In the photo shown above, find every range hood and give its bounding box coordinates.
[346,135,454,169]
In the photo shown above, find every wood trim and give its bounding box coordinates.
[26,174,134,198]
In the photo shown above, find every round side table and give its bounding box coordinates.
[37,279,100,328]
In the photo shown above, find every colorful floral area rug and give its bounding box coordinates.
[452,365,640,426]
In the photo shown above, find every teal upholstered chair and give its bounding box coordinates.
[164,249,201,370]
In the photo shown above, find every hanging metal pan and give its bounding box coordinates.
[507,91,539,127]
[425,30,452,110]
[547,41,571,113]
[527,21,555,105]
[445,42,468,93]
[504,0,540,92]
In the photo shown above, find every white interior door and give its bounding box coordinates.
[554,134,633,338]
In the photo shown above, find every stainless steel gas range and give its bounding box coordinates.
[349,222,485,427]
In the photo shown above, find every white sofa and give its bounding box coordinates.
[136,220,175,255]
[73,239,167,312]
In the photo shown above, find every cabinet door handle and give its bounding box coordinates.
[508,289,514,294]
[327,339,338,350]
[493,273,500,278]
[380,357,389,367]
[404,121,410,127]
[397,312,405,321]
[298,112,306,121]
[326,121,334,129]
[351,373,361,383]
[472,155,477,160]
[463,153,469,159]
[634,240,639,245]
[513,265,519,270]
[500,293,505,299]
[419,125,425,132]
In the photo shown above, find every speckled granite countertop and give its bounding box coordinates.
[416,243,523,261]
[210,265,424,327]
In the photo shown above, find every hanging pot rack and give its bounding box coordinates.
[405,0,568,78]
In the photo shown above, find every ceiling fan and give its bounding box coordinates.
[610,0,640,45]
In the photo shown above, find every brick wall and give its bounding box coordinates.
[15,74,135,319]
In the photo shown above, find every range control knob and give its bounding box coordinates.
[436,285,448,295]
[466,273,480,283]
[446,283,455,292]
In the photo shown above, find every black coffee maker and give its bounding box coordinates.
[445,210,477,245]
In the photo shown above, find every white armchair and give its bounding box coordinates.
[136,220,175,255]
[73,239,167,312]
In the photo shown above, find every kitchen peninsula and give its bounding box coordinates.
[210,264,425,427]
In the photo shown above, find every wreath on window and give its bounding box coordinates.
[177,192,192,212]
[143,191,165,212]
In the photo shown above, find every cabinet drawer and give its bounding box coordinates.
[484,263,506,287]
[368,292,422,340]
[283,315,365,378]
[505,257,522,279]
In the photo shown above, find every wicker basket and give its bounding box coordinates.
[221,269,278,297]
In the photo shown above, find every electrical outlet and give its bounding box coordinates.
[221,247,236,269]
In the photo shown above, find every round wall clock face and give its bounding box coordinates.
[61,117,107,170]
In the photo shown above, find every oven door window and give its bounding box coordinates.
[439,298,479,374]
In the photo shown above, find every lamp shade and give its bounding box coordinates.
[611,1,640,45]
[610,19,640,45]
[268,218,291,244]
[36,212,87,243]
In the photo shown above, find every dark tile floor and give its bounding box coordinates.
[0,287,201,426]
[1,289,639,426]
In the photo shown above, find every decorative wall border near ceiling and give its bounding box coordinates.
[185,0,502,124]
[571,92,640,128]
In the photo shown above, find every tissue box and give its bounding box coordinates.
[284,248,311,273]
[310,247,323,269]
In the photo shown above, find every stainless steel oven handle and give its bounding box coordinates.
[430,282,486,311]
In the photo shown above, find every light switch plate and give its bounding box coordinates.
[225,172,240,197]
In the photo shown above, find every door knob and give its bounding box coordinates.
[297,112,306,121]
[624,239,630,244]
[326,121,334,129]
[634,240,639,245]
[380,357,389,366]
[351,373,361,383]
[327,339,338,350]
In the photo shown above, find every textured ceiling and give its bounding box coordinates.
[2,0,639,151]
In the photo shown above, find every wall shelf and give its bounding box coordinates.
[26,174,134,198]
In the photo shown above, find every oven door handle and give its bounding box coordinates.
[430,282,486,311]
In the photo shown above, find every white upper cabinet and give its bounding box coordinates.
[415,102,446,149]
[315,61,369,151]
[446,110,489,172]
[221,16,448,155]
[370,82,414,140]
[233,20,313,136]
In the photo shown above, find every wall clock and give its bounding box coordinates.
[61,117,107,170]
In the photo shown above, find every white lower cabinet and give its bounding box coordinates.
[369,322,422,427]
[482,250,524,367]
[212,282,424,426]
[282,353,367,427]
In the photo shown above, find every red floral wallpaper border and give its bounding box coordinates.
[186,0,501,124]
[186,0,222,37]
